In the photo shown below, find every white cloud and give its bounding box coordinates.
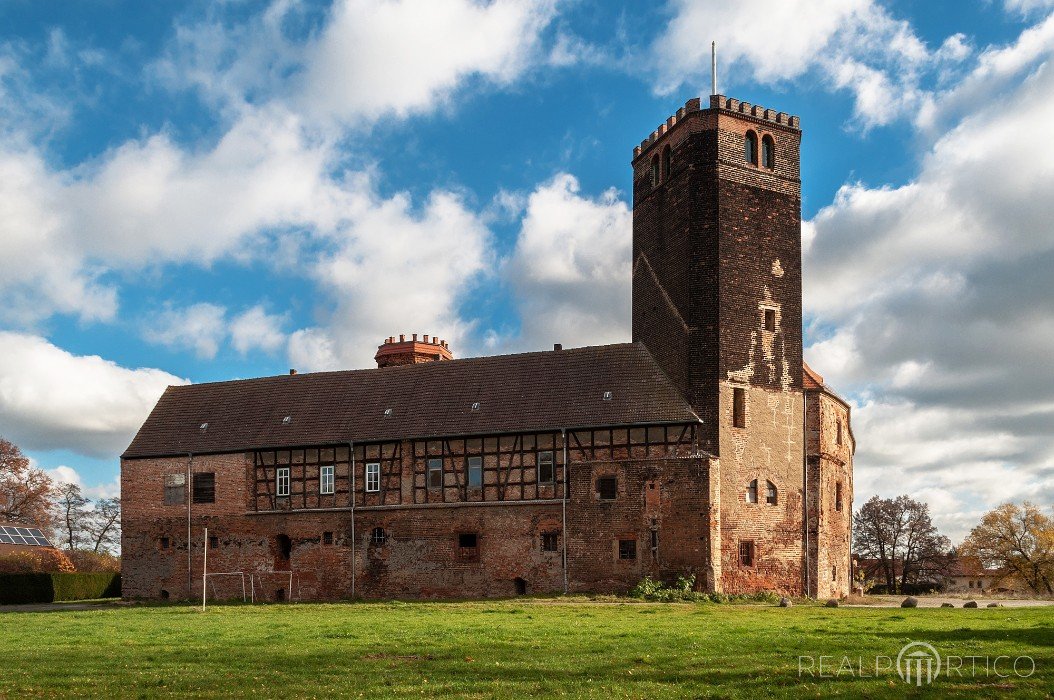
[804,26,1054,540]
[289,179,493,370]
[230,305,287,355]
[651,0,970,129]
[299,0,560,123]
[43,464,120,500]
[144,303,228,359]
[0,332,186,458]
[502,173,631,350]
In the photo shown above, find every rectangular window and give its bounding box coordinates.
[618,539,636,560]
[541,532,559,552]
[160,536,170,550]
[276,467,290,497]
[733,387,746,428]
[365,463,380,493]
[835,482,843,512]
[427,458,443,489]
[164,473,185,505]
[458,532,479,561]
[739,540,755,567]
[319,465,335,495]
[467,456,482,489]
[192,472,215,504]
[764,308,776,332]
[537,451,555,483]
[597,476,617,500]
[323,531,333,546]
[836,421,843,446]
[209,535,219,550]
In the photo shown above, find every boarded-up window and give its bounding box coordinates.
[164,473,185,505]
[733,388,746,428]
[597,476,617,500]
[192,472,215,504]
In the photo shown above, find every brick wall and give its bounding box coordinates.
[806,391,854,598]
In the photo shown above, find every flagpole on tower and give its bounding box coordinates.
[711,41,717,96]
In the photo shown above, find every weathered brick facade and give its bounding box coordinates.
[122,93,853,601]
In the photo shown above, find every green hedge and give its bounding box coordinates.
[0,573,120,604]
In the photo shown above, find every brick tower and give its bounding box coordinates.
[631,95,806,593]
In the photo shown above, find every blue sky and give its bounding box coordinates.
[2,0,1053,540]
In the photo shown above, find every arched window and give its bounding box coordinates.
[766,480,778,505]
[744,131,758,165]
[661,145,672,181]
[761,135,775,169]
[651,154,660,186]
[746,479,758,504]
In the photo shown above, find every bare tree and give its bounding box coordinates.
[89,497,121,554]
[853,495,950,593]
[960,502,1054,594]
[0,437,54,528]
[55,482,91,551]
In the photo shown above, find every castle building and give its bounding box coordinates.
[121,94,854,601]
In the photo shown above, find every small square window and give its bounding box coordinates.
[458,532,479,561]
[371,527,387,545]
[320,465,335,495]
[427,459,443,489]
[541,532,559,552]
[467,456,482,489]
[764,309,776,332]
[323,531,333,546]
[365,463,380,493]
[618,539,636,560]
[602,391,613,401]
[597,476,617,500]
[537,451,554,484]
[192,472,215,504]
[739,540,755,567]
[733,387,746,428]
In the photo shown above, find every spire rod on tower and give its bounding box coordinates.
[711,41,717,96]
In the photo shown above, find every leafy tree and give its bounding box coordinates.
[960,502,1054,594]
[852,495,950,593]
[0,437,54,529]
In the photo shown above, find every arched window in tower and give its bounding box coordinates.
[661,145,671,181]
[746,479,758,504]
[766,480,778,505]
[651,154,660,186]
[745,131,758,165]
[762,135,775,169]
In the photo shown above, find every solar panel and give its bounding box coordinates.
[10,535,27,545]
[0,534,13,544]
[15,528,33,537]
[28,529,44,538]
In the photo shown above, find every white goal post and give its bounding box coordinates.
[204,572,247,603]
[249,570,302,603]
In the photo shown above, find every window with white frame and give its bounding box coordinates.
[427,458,443,489]
[538,451,555,483]
[365,462,380,493]
[320,465,334,495]
[276,467,290,497]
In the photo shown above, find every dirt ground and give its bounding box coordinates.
[844,594,1054,608]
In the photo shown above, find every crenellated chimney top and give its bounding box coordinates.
[375,333,453,368]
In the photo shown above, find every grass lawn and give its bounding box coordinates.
[1,598,1052,698]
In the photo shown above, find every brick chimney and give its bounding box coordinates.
[375,334,453,368]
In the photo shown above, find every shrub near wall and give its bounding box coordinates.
[0,573,120,604]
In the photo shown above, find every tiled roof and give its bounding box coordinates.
[123,343,700,458]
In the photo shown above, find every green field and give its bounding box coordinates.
[1,598,1052,698]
